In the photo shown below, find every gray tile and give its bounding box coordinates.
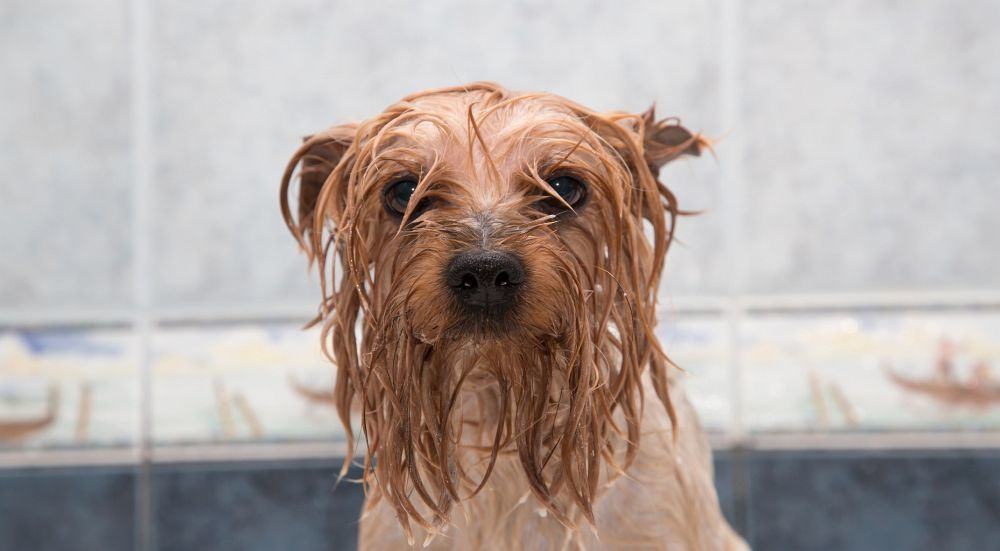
[153,460,364,551]
[746,450,1000,551]
[741,1,1000,293]
[0,0,132,308]
[0,466,136,551]
[150,0,724,306]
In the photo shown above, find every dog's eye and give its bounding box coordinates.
[539,175,587,214]
[384,179,419,217]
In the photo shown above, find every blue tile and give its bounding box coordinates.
[713,451,740,532]
[0,466,136,551]
[153,460,364,551]
[152,456,745,550]
[747,450,1000,551]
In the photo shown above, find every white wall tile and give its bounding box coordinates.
[0,0,132,308]
[741,0,1000,293]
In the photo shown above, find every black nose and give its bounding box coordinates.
[446,250,525,313]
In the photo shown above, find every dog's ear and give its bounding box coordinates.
[280,124,357,255]
[639,105,708,176]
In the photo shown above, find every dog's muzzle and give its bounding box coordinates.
[446,250,524,319]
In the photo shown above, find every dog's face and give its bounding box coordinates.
[281,82,704,537]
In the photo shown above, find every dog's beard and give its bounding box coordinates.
[313,212,679,543]
[335,248,673,542]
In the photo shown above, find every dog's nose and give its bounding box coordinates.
[446,250,524,312]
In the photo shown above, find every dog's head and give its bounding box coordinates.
[281,82,705,538]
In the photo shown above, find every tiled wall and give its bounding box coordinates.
[2,0,999,549]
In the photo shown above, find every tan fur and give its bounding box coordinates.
[280,82,747,550]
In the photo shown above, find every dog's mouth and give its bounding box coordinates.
[447,310,521,341]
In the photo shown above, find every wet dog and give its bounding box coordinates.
[281,82,747,550]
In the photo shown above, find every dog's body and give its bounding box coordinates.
[281,83,747,550]
[360,375,743,550]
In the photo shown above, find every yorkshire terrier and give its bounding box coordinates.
[280,82,747,550]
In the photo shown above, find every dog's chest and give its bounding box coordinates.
[359,379,731,550]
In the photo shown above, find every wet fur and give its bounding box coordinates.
[280,82,747,550]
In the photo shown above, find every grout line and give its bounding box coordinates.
[129,0,154,545]
[153,303,319,325]
[3,432,999,470]
[0,447,141,469]
[745,431,1000,451]
[0,310,135,328]
[724,299,745,439]
[0,442,351,470]
[150,441,352,464]
[740,290,1000,312]
[719,4,750,537]
[720,0,746,443]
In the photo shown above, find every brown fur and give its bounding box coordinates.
[280,82,746,549]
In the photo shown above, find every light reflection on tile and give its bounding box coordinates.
[0,329,136,449]
[152,324,345,444]
[742,312,1000,432]
[656,313,731,431]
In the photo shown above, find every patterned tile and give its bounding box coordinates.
[656,313,732,431]
[0,329,136,450]
[742,311,1000,432]
[0,0,133,308]
[153,324,346,444]
[153,460,364,551]
[746,450,1000,551]
[741,0,1000,293]
[150,316,731,446]
[149,0,725,307]
[0,465,136,551]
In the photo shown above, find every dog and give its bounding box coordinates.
[280,82,747,550]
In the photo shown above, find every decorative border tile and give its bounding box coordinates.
[742,311,1000,432]
[0,329,136,450]
[149,314,732,445]
[656,313,732,431]
[152,324,346,444]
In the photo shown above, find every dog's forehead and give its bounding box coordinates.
[362,91,601,210]
[402,90,579,131]
[379,91,593,174]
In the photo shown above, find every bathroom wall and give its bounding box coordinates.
[2,0,999,549]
